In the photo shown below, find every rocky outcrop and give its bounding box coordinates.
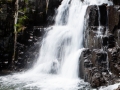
[108,47,120,77]
[80,3,120,88]
[79,49,116,88]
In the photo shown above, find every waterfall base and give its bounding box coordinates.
[0,73,90,90]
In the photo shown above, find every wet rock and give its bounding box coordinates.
[82,3,120,88]
[85,5,99,26]
[79,48,117,88]
[91,73,106,88]
[84,59,91,68]
[108,47,120,76]
[115,85,120,90]
[84,5,107,49]
[108,5,120,33]
[79,48,91,79]
[114,29,120,47]
[84,26,107,49]
[112,0,120,5]
[85,4,107,27]
[102,36,108,47]
[99,4,107,26]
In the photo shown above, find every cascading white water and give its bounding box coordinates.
[0,0,117,90]
[30,0,112,78]
[97,6,103,36]
[31,0,88,79]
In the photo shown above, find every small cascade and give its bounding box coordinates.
[93,6,103,49]
[96,6,110,73]
[97,6,102,36]
[30,0,88,79]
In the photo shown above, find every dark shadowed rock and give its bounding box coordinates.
[85,5,99,26]
[99,4,107,26]
[112,0,120,5]
[108,6,120,33]
[79,48,91,79]
[108,47,120,76]
[91,73,106,88]
[79,48,117,88]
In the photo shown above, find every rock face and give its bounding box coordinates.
[15,0,62,70]
[0,0,62,71]
[0,1,15,70]
[112,0,120,5]
[79,3,120,88]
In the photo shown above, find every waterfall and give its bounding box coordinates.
[0,0,116,90]
[97,6,102,36]
[31,0,88,79]
[31,0,112,78]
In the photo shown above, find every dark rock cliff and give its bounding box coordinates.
[0,1,15,71]
[0,0,62,72]
[79,0,120,88]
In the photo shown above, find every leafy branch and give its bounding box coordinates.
[14,15,28,33]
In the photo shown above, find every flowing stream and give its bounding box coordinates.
[0,0,115,90]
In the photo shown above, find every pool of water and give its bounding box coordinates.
[0,72,90,90]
